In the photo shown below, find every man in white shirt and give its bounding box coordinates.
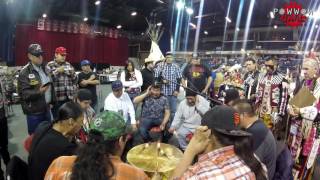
[104,80,136,130]
[168,89,210,150]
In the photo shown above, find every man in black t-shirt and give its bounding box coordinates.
[182,57,212,94]
[233,99,276,179]
[78,60,100,108]
[141,57,155,92]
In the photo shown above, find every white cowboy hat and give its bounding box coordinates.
[144,57,154,63]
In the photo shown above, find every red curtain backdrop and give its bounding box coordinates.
[15,24,129,66]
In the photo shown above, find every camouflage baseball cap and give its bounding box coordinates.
[90,111,131,140]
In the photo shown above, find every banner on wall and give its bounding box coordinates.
[37,18,125,39]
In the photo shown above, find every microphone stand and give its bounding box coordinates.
[160,77,222,106]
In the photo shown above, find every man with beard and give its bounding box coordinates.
[168,89,210,150]
[255,57,288,132]
[134,82,170,142]
[46,47,77,119]
[243,58,260,101]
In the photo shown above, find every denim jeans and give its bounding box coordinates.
[166,95,178,123]
[26,111,52,135]
[139,117,162,141]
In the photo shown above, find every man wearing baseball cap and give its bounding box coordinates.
[172,105,267,179]
[45,111,149,179]
[104,80,136,131]
[78,59,100,109]
[18,43,55,134]
[46,46,77,119]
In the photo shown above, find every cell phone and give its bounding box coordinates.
[42,82,52,87]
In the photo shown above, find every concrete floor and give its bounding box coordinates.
[6,83,184,162]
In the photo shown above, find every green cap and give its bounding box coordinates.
[90,111,130,140]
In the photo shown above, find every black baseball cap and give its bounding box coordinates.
[201,105,251,137]
[77,89,92,101]
[185,88,197,97]
[28,44,44,56]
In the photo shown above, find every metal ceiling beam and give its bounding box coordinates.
[202,26,297,43]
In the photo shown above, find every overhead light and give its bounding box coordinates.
[95,0,101,5]
[236,27,240,32]
[204,31,208,35]
[269,11,275,19]
[42,13,47,18]
[157,0,164,4]
[273,25,278,29]
[156,22,162,26]
[141,32,144,35]
[186,7,194,15]
[212,20,215,24]
[282,37,286,40]
[189,22,196,29]
[131,11,137,16]
[116,25,122,29]
[247,53,250,56]
[83,17,88,22]
[225,17,232,23]
[176,1,185,10]
[241,48,245,52]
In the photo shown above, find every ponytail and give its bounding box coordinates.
[233,136,267,180]
[71,130,115,180]
[212,130,267,180]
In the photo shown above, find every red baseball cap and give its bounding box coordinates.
[55,47,67,55]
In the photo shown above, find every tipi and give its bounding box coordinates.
[145,21,165,63]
